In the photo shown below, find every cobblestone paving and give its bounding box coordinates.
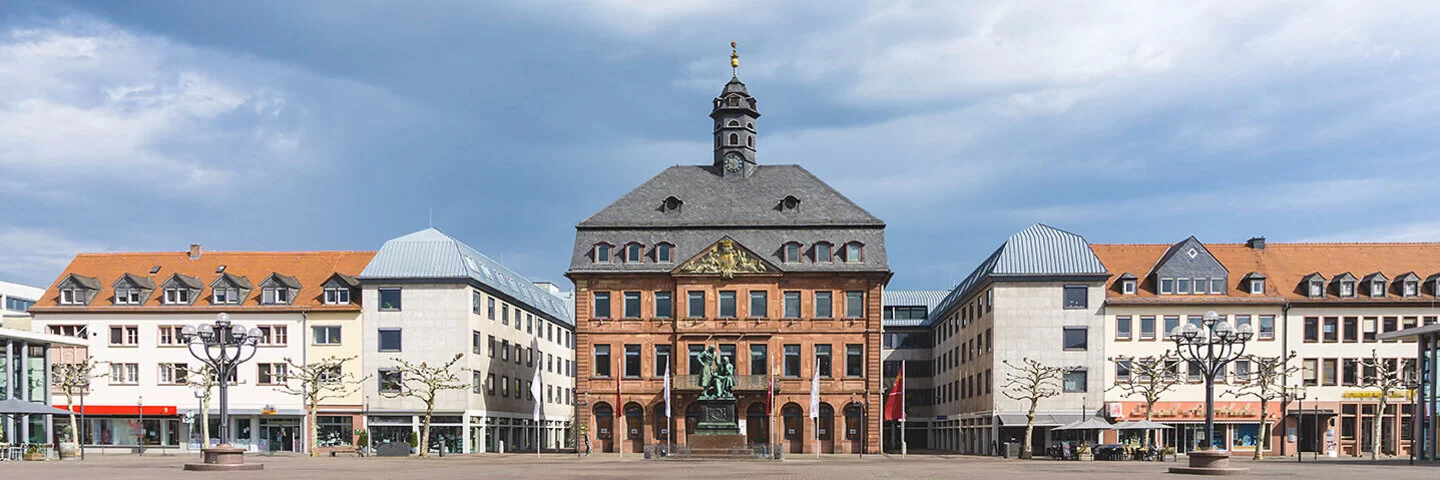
[3,453,1436,480]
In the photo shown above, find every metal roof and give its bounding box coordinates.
[882,290,950,327]
[361,228,574,326]
[928,224,1105,326]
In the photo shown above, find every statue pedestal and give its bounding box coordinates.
[182,445,263,471]
[688,399,747,458]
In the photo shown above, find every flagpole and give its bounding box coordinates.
[901,360,907,457]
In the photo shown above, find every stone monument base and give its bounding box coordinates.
[694,399,740,435]
[183,446,264,471]
[1167,449,1247,476]
[688,434,749,459]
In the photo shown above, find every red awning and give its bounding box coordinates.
[64,405,178,415]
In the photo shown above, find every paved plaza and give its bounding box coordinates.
[3,454,1437,480]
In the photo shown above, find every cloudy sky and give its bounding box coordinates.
[3,1,1440,290]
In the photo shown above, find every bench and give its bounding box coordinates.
[328,446,360,457]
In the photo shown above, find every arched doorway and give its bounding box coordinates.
[844,403,864,453]
[652,405,671,445]
[782,403,804,454]
[818,403,835,453]
[594,403,614,453]
[624,403,645,453]
[685,403,703,442]
[746,402,769,446]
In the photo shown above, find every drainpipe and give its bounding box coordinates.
[1280,302,1291,458]
[301,311,309,455]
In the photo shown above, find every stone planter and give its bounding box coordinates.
[58,442,78,459]
[23,452,47,461]
[1077,453,1093,461]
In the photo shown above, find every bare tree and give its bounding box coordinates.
[186,365,245,446]
[1107,353,1182,446]
[381,353,468,457]
[275,356,367,456]
[1001,358,1074,459]
[1358,350,1412,460]
[51,358,107,447]
[1222,351,1298,460]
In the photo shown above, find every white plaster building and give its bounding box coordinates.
[0,279,43,331]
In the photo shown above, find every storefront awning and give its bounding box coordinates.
[998,414,1084,427]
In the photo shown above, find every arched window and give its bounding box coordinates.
[844,242,863,263]
[782,403,803,441]
[624,403,644,440]
[653,406,670,442]
[818,403,835,440]
[594,403,614,440]
[663,196,683,212]
[814,242,833,262]
[728,120,740,126]
[625,243,644,263]
[783,242,802,263]
[594,243,613,263]
[655,243,673,263]
[729,133,738,145]
[747,135,753,147]
[746,403,769,445]
[844,403,863,441]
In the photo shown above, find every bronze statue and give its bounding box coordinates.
[697,344,735,400]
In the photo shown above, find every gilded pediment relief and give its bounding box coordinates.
[676,238,771,279]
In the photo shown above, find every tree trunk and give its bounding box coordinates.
[1253,399,1266,460]
[1145,400,1156,447]
[201,393,211,447]
[1371,396,1386,460]
[419,402,434,457]
[65,390,79,446]
[1021,400,1038,459]
[307,403,318,457]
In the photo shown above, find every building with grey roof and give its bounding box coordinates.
[566,60,891,455]
[360,228,576,454]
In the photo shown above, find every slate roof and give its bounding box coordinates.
[927,224,1106,325]
[577,165,883,228]
[31,251,374,312]
[882,290,950,327]
[362,228,573,326]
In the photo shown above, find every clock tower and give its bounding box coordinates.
[712,42,759,178]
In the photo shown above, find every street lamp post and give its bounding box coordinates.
[179,313,264,472]
[1167,311,1253,475]
[1289,387,1306,463]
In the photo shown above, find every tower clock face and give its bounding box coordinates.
[724,152,744,173]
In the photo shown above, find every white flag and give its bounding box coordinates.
[531,356,543,423]
[808,367,820,419]
[663,363,672,417]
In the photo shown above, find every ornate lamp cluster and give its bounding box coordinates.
[179,313,263,447]
[1169,311,1253,450]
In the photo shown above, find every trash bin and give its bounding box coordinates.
[1004,442,1020,459]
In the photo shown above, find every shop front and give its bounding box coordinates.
[1105,401,1280,454]
[71,405,182,453]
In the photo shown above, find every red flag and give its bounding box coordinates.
[884,362,905,421]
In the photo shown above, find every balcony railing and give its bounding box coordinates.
[671,374,773,391]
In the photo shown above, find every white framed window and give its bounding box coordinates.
[262,287,291,305]
[213,288,239,304]
[625,243,643,262]
[108,325,139,346]
[1121,280,1136,294]
[1159,278,1174,294]
[1249,279,1264,294]
[60,289,77,305]
[844,242,863,263]
[258,363,288,385]
[1210,278,1225,294]
[1371,281,1386,297]
[324,287,352,305]
[1403,280,1418,297]
[594,243,612,263]
[164,288,191,305]
[110,363,140,385]
[157,326,185,346]
[115,288,142,305]
[158,363,189,385]
[1308,281,1324,297]
[656,243,673,263]
[1340,281,1355,297]
[815,242,833,262]
[257,325,288,345]
[312,326,342,345]
[1176,278,1191,294]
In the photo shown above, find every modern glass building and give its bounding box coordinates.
[0,328,86,445]
[1379,324,1440,461]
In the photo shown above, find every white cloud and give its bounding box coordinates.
[0,226,112,286]
[0,18,304,193]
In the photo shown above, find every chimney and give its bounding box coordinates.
[1246,237,1266,249]
[189,244,203,260]
[533,281,560,295]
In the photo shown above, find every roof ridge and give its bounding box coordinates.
[73,250,376,256]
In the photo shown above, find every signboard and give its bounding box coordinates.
[261,405,277,415]
[1341,390,1413,400]
[1106,402,1123,418]
[935,415,948,421]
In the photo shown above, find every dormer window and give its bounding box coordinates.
[60,289,81,305]
[324,287,351,305]
[624,243,644,263]
[1159,278,1174,294]
[780,195,800,212]
[1249,279,1265,294]
[1339,281,1355,297]
[844,242,863,263]
[1308,280,1324,297]
[262,287,290,304]
[594,243,613,263]
[1401,276,1419,297]
[814,242,833,262]
[655,243,673,263]
[1122,279,1137,294]
[164,288,190,304]
[1371,281,1386,297]
[115,288,142,305]
[662,196,683,213]
[259,272,301,306]
[783,242,802,263]
[213,288,239,304]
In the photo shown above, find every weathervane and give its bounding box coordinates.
[731,41,739,76]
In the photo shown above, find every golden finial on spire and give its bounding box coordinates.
[730,41,739,74]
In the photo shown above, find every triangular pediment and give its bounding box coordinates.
[673,237,778,279]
